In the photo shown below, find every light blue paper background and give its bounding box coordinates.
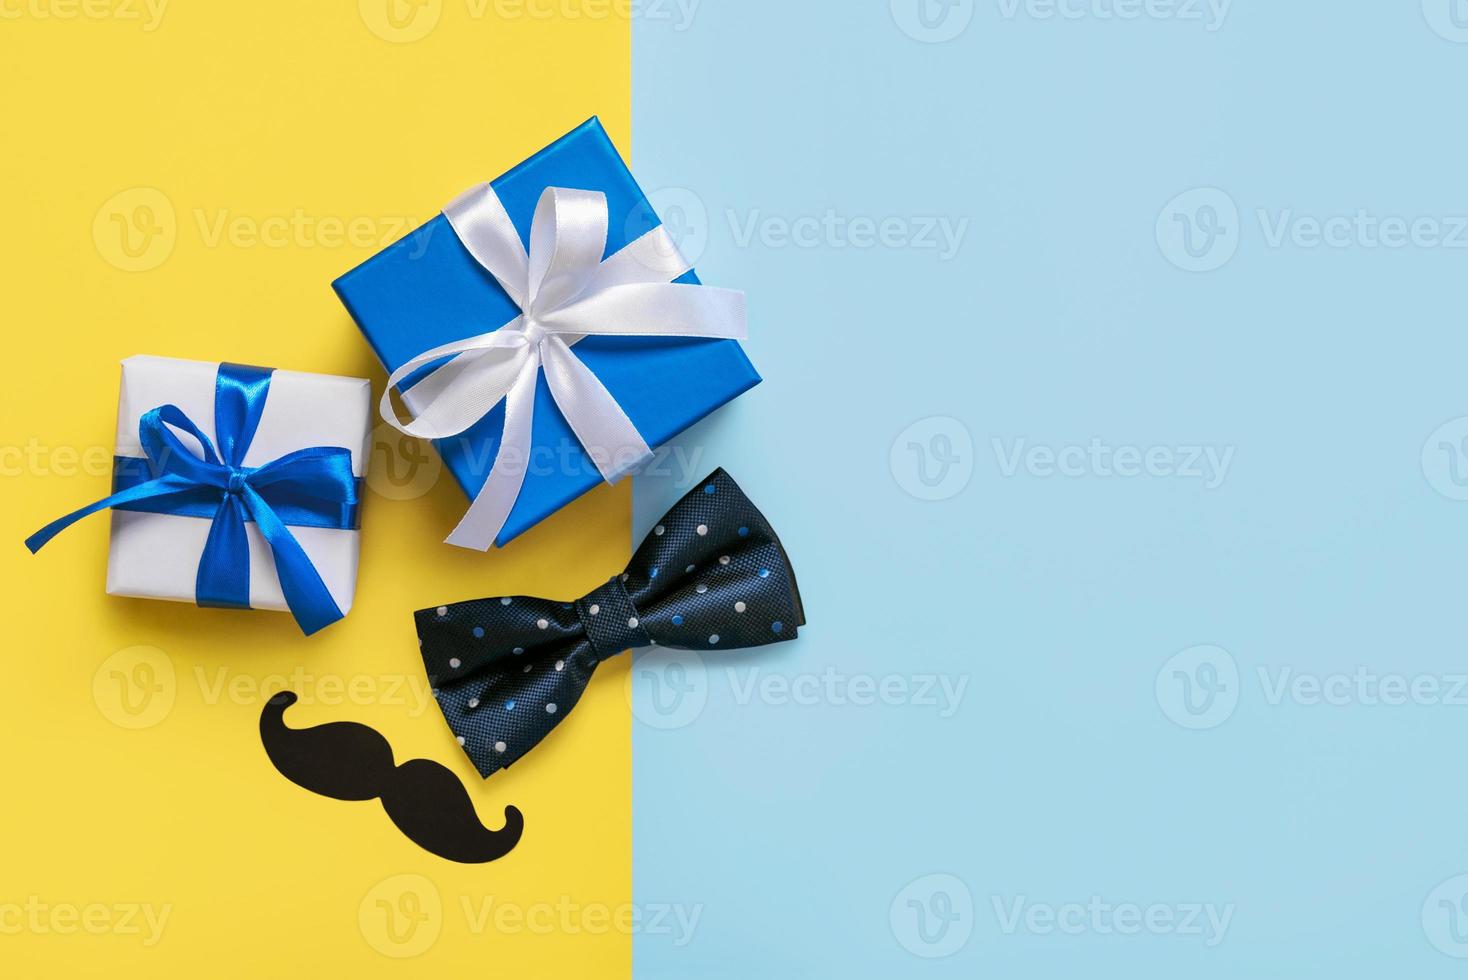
[632,2,1468,976]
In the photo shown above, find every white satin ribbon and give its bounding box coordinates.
[380,185,747,550]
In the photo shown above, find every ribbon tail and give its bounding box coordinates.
[25,475,199,554]
[195,495,252,611]
[379,333,530,441]
[540,338,653,484]
[240,487,344,636]
[444,354,541,551]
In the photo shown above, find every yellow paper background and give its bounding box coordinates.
[0,3,631,975]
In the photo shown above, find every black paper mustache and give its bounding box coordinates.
[259,691,523,864]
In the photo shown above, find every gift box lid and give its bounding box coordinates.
[332,117,761,546]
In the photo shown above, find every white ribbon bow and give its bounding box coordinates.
[381,185,747,550]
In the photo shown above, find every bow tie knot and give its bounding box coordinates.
[575,576,653,662]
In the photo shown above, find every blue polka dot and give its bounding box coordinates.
[671,614,683,626]
[771,622,784,634]
[649,566,659,579]
[472,626,485,639]
[738,527,750,537]
[505,700,516,711]
[704,483,717,495]
[758,568,770,578]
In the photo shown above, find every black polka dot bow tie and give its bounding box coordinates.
[415,470,805,777]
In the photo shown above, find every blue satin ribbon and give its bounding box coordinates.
[25,363,362,636]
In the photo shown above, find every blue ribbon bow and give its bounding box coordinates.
[26,363,362,635]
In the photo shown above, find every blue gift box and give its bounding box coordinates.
[333,118,761,546]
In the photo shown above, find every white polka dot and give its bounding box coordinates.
[696,524,708,536]
[621,573,630,582]
[500,597,512,605]
[628,617,639,629]
[495,741,507,754]
[468,698,480,709]
[709,634,720,644]
[523,664,532,673]
[654,525,665,536]
[685,564,696,574]
[696,583,708,594]
[735,601,747,613]
[456,736,465,746]
[555,660,565,671]
[513,647,525,656]
[719,555,731,565]
[537,618,549,630]
[589,604,600,615]
[546,703,558,714]
[436,606,448,617]
[449,658,461,669]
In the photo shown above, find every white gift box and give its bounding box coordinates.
[105,355,372,617]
